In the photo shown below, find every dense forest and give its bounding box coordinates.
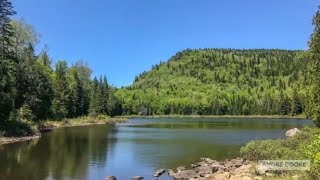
[1,0,320,137]
[116,49,310,116]
[0,0,123,135]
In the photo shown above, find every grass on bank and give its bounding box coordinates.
[240,127,320,179]
[121,114,308,119]
[0,115,128,137]
[37,115,127,131]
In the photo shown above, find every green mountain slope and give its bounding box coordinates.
[116,49,310,116]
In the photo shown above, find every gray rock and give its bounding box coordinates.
[286,128,301,138]
[153,169,166,177]
[195,165,214,177]
[173,170,200,179]
[210,162,223,172]
[191,163,200,168]
[197,161,208,167]
[105,176,117,180]
[222,158,243,171]
[177,166,186,172]
[256,165,268,175]
[168,169,175,176]
[265,172,274,177]
[131,176,144,180]
[204,158,216,164]
[200,157,207,161]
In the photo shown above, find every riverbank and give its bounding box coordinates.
[36,116,128,132]
[166,157,302,180]
[121,114,308,119]
[0,116,128,145]
[164,127,319,180]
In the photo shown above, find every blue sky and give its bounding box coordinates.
[12,0,318,87]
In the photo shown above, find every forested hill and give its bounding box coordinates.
[116,49,311,116]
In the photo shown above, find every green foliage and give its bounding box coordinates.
[89,77,105,117]
[309,6,320,127]
[10,19,39,56]
[291,88,303,116]
[107,88,123,117]
[51,61,69,119]
[240,127,320,178]
[0,5,122,135]
[0,110,38,137]
[0,0,17,122]
[117,49,308,116]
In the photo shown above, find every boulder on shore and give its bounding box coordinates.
[177,166,186,172]
[153,169,166,177]
[131,176,144,180]
[173,170,200,179]
[285,128,301,138]
[105,176,116,180]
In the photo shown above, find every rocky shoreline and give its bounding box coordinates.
[167,158,260,180]
[105,158,269,180]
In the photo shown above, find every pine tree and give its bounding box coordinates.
[291,88,303,116]
[0,0,17,122]
[89,77,104,117]
[107,88,122,117]
[0,0,15,58]
[309,6,320,127]
[51,61,69,119]
[279,91,290,115]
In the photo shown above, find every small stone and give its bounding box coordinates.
[265,172,274,177]
[198,161,208,167]
[177,166,186,172]
[195,165,214,177]
[105,176,116,180]
[168,169,175,176]
[204,158,216,164]
[255,165,268,175]
[191,163,200,168]
[131,176,144,180]
[153,169,166,177]
[254,176,263,180]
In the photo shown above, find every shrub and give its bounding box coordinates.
[96,114,110,120]
[240,127,320,178]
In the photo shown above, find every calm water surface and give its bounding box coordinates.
[0,118,313,180]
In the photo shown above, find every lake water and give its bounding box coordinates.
[0,118,313,180]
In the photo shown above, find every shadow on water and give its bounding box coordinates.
[0,125,117,180]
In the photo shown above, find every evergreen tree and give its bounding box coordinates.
[101,75,109,114]
[0,0,15,58]
[51,61,69,119]
[291,88,303,116]
[89,77,104,117]
[309,6,320,127]
[107,88,123,117]
[0,0,17,122]
[279,91,290,115]
[67,69,87,117]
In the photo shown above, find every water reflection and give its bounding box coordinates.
[0,118,313,180]
[0,125,116,180]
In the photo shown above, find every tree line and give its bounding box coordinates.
[0,0,122,135]
[1,0,320,137]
